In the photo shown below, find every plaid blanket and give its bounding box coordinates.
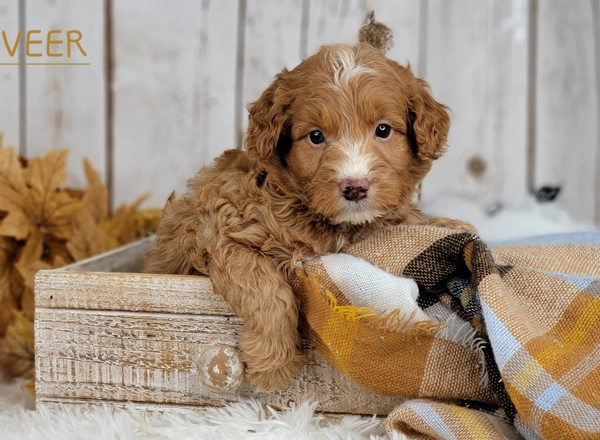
[294,226,600,439]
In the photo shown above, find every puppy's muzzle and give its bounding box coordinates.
[340,177,370,202]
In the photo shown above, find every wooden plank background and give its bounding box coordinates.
[423,0,529,206]
[0,0,598,226]
[534,0,598,223]
[0,0,21,153]
[24,0,107,189]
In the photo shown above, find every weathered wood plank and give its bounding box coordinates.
[306,0,420,73]
[0,0,21,150]
[111,0,239,209]
[35,308,405,415]
[37,398,215,415]
[35,270,231,316]
[24,0,106,188]
[534,0,599,224]
[421,0,529,207]
[60,235,154,273]
[240,0,305,137]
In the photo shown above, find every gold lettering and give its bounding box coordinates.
[2,30,21,57]
[66,30,86,57]
[26,30,42,57]
[46,30,63,57]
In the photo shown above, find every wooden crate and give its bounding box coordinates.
[34,237,404,415]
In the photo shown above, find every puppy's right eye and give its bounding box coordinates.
[308,130,326,146]
[375,124,392,139]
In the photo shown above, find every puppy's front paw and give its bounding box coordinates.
[247,351,304,393]
[240,328,304,392]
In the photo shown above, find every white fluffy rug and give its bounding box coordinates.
[0,375,391,439]
[1,194,597,440]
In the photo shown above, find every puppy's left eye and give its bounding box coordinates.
[375,124,392,139]
[308,130,326,146]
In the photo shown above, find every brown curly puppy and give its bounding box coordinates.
[144,43,475,392]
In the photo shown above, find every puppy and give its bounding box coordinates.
[144,43,475,392]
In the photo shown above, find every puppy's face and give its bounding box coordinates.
[245,44,450,225]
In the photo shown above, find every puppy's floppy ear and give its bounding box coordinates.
[392,63,450,160]
[245,69,290,161]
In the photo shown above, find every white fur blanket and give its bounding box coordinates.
[0,374,392,440]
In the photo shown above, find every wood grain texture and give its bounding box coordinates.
[422,0,529,207]
[35,307,405,415]
[534,0,599,224]
[111,0,239,209]
[306,0,420,73]
[24,0,106,188]
[60,235,154,273]
[35,270,231,316]
[0,0,21,150]
[240,0,305,137]
[36,397,217,415]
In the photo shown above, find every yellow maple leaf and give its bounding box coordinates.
[0,310,35,379]
[102,193,149,249]
[0,204,29,240]
[14,228,50,321]
[17,228,43,268]
[29,189,85,240]
[44,236,73,267]
[0,237,24,337]
[0,173,85,242]
[23,149,68,194]
[19,287,35,321]
[0,147,26,193]
[83,158,108,224]
[67,208,107,261]
[0,146,29,240]
[0,274,18,330]
[138,208,163,234]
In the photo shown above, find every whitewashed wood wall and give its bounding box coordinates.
[0,0,599,226]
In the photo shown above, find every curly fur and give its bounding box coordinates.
[144,43,475,392]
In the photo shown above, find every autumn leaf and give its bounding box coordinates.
[67,208,107,261]
[0,147,29,239]
[83,158,108,223]
[0,147,85,241]
[29,189,85,240]
[102,193,149,249]
[19,288,34,321]
[0,205,29,240]
[0,176,85,242]
[16,257,51,292]
[138,208,163,234]
[0,269,18,336]
[52,255,69,269]
[0,237,24,337]
[15,229,51,320]
[23,149,68,194]
[0,310,35,379]
[17,228,44,268]
[0,147,26,193]
[44,236,73,267]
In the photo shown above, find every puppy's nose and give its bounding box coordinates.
[340,178,370,201]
